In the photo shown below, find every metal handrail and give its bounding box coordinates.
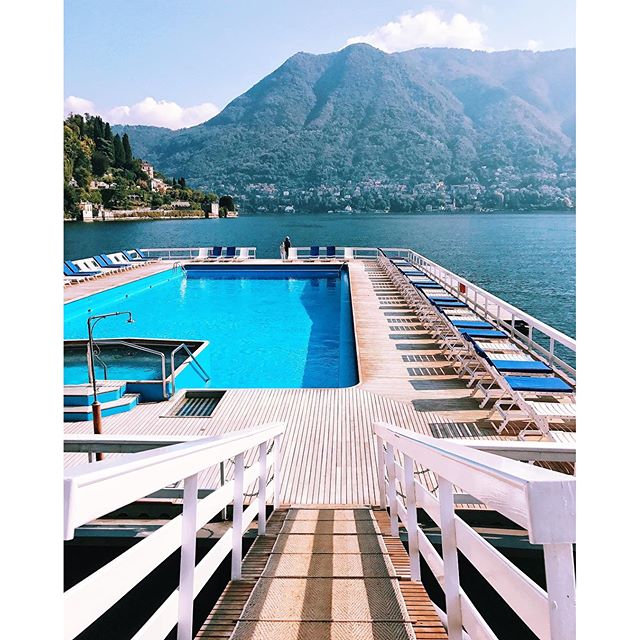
[170,343,210,394]
[93,340,168,399]
[86,342,108,382]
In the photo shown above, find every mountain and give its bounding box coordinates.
[116,44,575,200]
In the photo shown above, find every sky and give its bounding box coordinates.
[64,0,576,129]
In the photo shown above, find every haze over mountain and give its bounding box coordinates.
[115,44,575,195]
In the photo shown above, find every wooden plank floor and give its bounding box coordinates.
[64,259,575,505]
[196,507,447,640]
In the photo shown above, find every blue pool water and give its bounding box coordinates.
[64,345,189,386]
[64,266,359,389]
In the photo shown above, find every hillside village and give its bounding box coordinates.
[64,114,219,220]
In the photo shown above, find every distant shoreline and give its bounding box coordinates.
[63,208,575,222]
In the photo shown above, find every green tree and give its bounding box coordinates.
[150,192,164,208]
[219,194,235,211]
[113,134,125,168]
[64,183,79,216]
[91,150,110,176]
[122,133,133,168]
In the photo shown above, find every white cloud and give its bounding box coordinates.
[64,95,97,115]
[63,95,220,129]
[106,97,220,129]
[526,39,542,51]
[345,9,488,53]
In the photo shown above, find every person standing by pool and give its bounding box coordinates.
[279,240,285,260]
[283,236,291,259]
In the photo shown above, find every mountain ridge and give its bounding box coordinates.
[113,44,575,208]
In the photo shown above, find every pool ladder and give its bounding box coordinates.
[170,343,210,395]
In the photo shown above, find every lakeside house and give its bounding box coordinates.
[140,161,154,179]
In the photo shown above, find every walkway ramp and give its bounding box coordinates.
[198,507,447,640]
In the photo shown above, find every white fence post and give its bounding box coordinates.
[219,461,226,520]
[177,473,198,640]
[403,454,421,581]
[258,442,267,535]
[439,476,463,640]
[543,543,576,640]
[273,434,282,510]
[232,453,244,580]
[376,436,387,509]
[385,443,399,536]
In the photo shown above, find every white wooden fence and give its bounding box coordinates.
[63,422,285,640]
[374,421,575,640]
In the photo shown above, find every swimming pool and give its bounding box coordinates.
[63,265,359,389]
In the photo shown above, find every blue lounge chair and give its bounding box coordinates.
[490,360,553,374]
[460,329,507,339]
[309,246,320,259]
[124,249,148,262]
[93,255,123,269]
[103,253,135,267]
[210,246,222,258]
[64,261,101,277]
[451,320,494,329]
[434,301,468,308]
[413,282,440,289]
[63,264,88,280]
[326,246,336,259]
[504,376,573,393]
[428,296,459,303]
[223,246,236,259]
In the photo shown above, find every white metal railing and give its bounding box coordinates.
[63,422,285,640]
[89,339,169,398]
[292,246,379,260]
[381,248,576,380]
[141,247,257,260]
[374,421,575,640]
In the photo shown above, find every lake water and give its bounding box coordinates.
[64,211,575,338]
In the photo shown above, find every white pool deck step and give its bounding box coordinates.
[63,381,128,406]
[63,393,139,421]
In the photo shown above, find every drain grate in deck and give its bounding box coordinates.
[428,421,484,438]
[168,391,225,417]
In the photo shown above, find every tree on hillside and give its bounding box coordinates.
[91,150,110,176]
[113,134,125,167]
[219,195,235,211]
[178,177,186,188]
[123,133,133,168]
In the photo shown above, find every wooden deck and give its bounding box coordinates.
[64,259,575,505]
[64,260,174,303]
[196,507,447,640]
